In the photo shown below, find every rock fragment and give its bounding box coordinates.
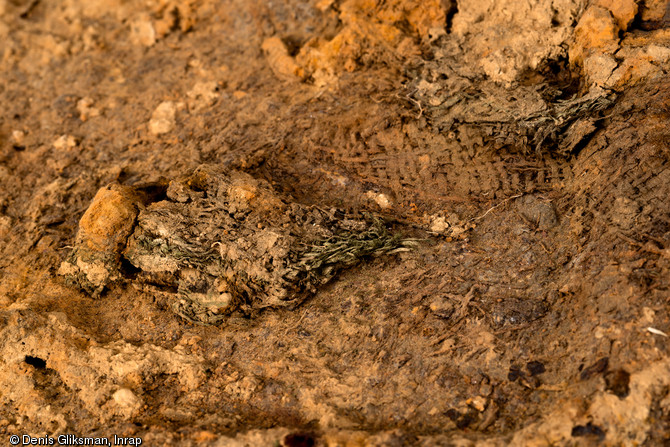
[11,130,25,147]
[570,5,620,66]
[53,134,77,151]
[594,0,638,31]
[111,388,142,419]
[76,97,100,121]
[149,101,179,135]
[639,0,670,24]
[365,191,392,209]
[186,81,219,111]
[59,184,140,296]
[130,14,156,47]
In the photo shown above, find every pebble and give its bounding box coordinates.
[365,191,392,209]
[77,97,100,121]
[466,395,488,412]
[11,130,25,146]
[149,101,179,135]
[53,134,77,151]
[113,388,142,418]
[130,14,156,47]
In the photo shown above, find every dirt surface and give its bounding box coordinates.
[1,0,670,445]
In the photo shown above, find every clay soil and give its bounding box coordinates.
[1,0,670,445]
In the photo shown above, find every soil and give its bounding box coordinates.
[1,0,670,446]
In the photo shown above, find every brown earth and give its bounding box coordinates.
[1,0,670,445]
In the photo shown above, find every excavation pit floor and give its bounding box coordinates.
[1,0,670,445]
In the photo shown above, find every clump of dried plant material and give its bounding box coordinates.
[297,216,419,284]
[62,166,417,325]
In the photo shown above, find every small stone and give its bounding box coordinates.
[365,191,392,209]
[429,215,450,234]
[53,135,77,151]
[76,97,100,121]
[639,0,668,23]
[112,388,142,418]
[575,6,620,48]
[77,185,138,254]
[571,6,620,66]
[594,0,638,31]
[187,81,219,111]
[149,101,178,135]
[61,184,139,295]
[466,395,488,412]
[130,14,156,47]
[11,130,25,146]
